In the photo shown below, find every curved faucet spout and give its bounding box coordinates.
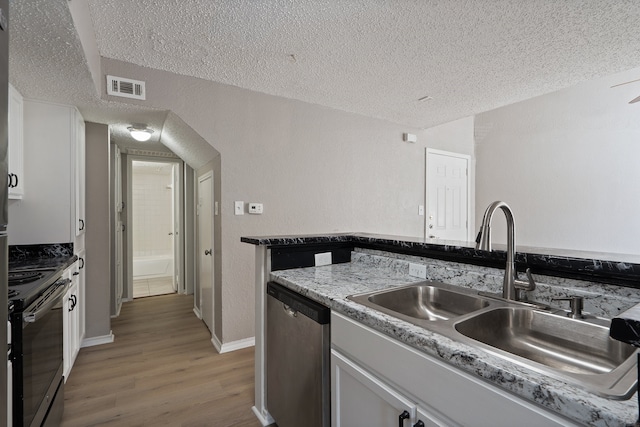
[476,201,535,300]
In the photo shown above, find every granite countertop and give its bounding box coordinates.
[242,233,640,287]
[269,261,638,427]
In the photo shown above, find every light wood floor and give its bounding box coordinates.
[61,294,262,427]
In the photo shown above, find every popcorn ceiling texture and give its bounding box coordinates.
[85,0,640,128]
[8,0,640,148]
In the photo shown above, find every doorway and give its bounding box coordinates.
[425,148,471,241]
[131,159,182,298]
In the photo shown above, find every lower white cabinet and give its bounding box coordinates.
[331,312,579,427]
[332,350,444,427]
[63,264,81,380]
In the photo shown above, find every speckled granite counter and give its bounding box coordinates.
[269,250,639,427]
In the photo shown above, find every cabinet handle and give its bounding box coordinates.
[79,219,85,231]
[413,421,425,427]
[12,174,17,188]
[399,410,410,427]
[79,257,85,269]
[72,271,79,276]
[204,249,211,256]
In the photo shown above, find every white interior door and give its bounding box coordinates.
[197,172,214,332]
[426,149,470,241]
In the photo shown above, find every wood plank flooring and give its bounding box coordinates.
[61,294,262,427]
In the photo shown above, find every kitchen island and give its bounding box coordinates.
[243,233,640,426]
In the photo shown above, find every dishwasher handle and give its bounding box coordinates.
[267,281,330,324]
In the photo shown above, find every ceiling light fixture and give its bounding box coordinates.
[127,125,154,142]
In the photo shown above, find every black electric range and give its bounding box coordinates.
[9,267,64,312]
[8,256,77,311]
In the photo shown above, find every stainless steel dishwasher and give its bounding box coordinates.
[266,281,330,427]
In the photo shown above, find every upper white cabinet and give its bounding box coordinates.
[8,100,86,245]
[74,114,85,238]
[8,84,24,199]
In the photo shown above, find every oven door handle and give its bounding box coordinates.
[23,279,70,324]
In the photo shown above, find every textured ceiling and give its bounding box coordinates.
[7,0,640,154]
[85,0,640,128]
[8,0,169,151]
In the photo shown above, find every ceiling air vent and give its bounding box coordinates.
[106,75,146,100]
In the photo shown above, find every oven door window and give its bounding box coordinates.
[22,302,63,427]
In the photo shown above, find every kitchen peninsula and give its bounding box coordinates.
[243,233,640,426]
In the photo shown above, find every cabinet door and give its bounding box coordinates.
[74,113,86,237]
[76,250,86,342]
[8,84,23,199]
[332,350,416,427]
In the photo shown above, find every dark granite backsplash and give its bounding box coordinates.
[241,233,640,288]
[9,243,74,263]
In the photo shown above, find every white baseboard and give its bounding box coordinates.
[251,406,275,426]
[193,306,202,319]
[81,331,115,348]
[211,335,255,354]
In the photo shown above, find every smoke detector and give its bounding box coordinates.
[107,75,146,100]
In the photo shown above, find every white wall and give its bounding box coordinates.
[475,67,640,254]
[102,58,475,343]
[85,122,111,339]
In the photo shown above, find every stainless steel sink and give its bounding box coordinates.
[348,282,638,398]
[349,283,490,323]
[455,307,634,375]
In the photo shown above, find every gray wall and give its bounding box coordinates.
[101,58,474,344]
[475,67,640,254]
[85,122,111,338]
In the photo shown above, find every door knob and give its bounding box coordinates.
[204,249,211,256]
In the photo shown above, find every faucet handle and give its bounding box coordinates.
[514,267,536,292]
[552,296,585,319]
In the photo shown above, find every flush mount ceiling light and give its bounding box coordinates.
[127,125,154,142]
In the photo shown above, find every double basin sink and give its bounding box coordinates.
[348,282,637,399]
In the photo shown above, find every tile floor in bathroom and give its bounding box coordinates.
[133,276,175,298]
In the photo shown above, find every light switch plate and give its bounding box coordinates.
[234,201,244,215]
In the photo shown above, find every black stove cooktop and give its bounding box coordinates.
[8,267,63,311]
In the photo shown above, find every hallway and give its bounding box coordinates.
[61,294,261,426]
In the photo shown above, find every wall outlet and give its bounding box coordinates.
[314,252,332,266]
[408,262,427,279]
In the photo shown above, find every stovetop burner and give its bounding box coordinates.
[9,271,45,286]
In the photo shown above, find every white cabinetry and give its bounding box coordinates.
[63,263,80,380]
[9,100,85,245]
[331,313,579,427]
[7,84,24,199]
[76,249,86,342]
[74,114,85,237]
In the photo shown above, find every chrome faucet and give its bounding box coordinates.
[476,201,536,301]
